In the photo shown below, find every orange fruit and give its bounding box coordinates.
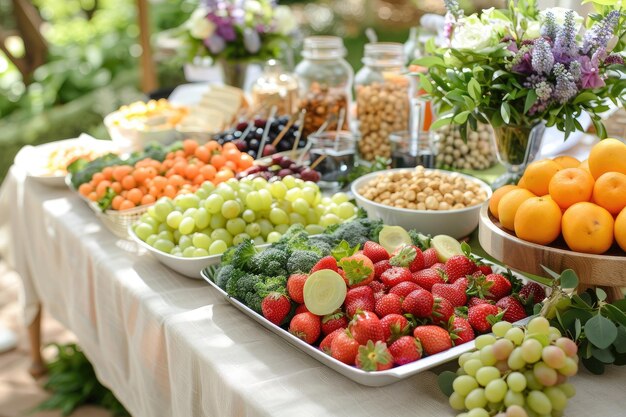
[592,172,626,215]
[522,160,562,196]
[548,168,594,209]
[514,196,562,245]
[588,138,626,179]
[562,202,614,254]
[517,176,528,189]
[497,188,536,230]
[579,159,590,173]
[552,155,580,169]
[615,207,626,252]
[489,185,518,219]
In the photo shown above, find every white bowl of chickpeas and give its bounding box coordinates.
[351,167,492,239]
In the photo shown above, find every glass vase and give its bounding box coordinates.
[220,59,249,89]
[490,121,546,188]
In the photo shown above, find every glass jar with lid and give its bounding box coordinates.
[355,42,410,161]
[294,36,353,136]
[251,60,299,116]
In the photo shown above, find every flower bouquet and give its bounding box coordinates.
[416,0,626,185]
[182,0,298,87]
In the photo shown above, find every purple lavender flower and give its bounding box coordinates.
[579,56,605,89]
[553,63,578,103]
[510,46,533,74]
[553,10,578,63]
[204,34,225,54]
[213,17,236,42]
[541,11,558,41]
[569,60,581,81]
[243,28,261,54]
[582,10,620,55]
[443,0,463,19]
[532,38,554,75]
[605,54,625,65]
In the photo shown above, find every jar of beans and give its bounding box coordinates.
[355,43,410,161]
[294,36,353,136]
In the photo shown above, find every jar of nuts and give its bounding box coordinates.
[355,43,410,162]
[294,36,353,136]
[434,123,497,171]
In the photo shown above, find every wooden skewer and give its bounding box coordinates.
[271,112,297,147]
[309,154,327,170]
[257,105,277,160]
[291,109,306,160]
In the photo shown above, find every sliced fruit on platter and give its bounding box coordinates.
[303,270,347,315]
[431,234,464,262]
[378,225,413,253]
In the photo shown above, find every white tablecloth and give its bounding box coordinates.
[1,164,626,417]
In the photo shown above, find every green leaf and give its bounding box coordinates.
[430,115,455,130]
[578,291,594,307]
[437,371,457,397]
[573,91,598,105]
[331,240,360,261]
[613,298,626,312]
[559,269,579,289]
[603,304,626,328]
[561,309,593,335]
[454,111,470,124]
[582,355,606,375]
[591,346,615,364]
[586,314,618,349]
[418,73,434,94]
[524,89,537,114]
[412,56,446,67]
[615,325,626,354]
[596,287,607,302]
[582,0,619,4]
[468,78,482,101]
[540,265,561,280]
[575,318,582,340]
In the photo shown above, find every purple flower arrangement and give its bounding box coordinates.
[183,0,297,61]
[417,0,626,140]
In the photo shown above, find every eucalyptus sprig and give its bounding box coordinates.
[539,267,626,375]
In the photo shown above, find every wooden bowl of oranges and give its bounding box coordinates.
[479,138,626,300]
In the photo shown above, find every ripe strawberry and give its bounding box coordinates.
[373,259,392,279]
[375,293,403,317]
[289,312,321,344]
[389,336,422,365]
[453,276,469,292]
[261,292,292,325]
[319,328,343,354]
[295,304,309,315]
[286,273,308,304]
[368,280,386,295]
[373,291,385,303]
[432,262,446,272]
[518,282,546,303]
[381,266,412,287]
[348,311,385,345]
[450,316,475,345]
[389,281,423,298]
[468,304,502,334]
[363,241,389,263]
[467,297,494,308]
[356,340,394,371]
[432,283,467,307]
[402,289,434,318]
[330,330,360,365]
[321,311,348,336]
[413,325,453,355]
[430,297,454,326]
[411,268,444,291]
[380,313,411,343]
[390,245,425,272]
[478,264,493,275]
[339,254,375,288]
[344,286,375,318]
[485,273,512,301]
[310,255,338,273]
[422,248,439,268]
[444,255,477,283]
[496,296,527,323]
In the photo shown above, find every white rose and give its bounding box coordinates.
[273,6,297,35]
[187,7,215,40]
[481,7,514,36]
[245,0,263,14]
[523,20,541,40]
[540,7,583,32]
[451,16,497,51]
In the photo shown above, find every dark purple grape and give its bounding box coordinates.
[246,166,262,174]
[279,159,292,169]
[277,141,291,152]
[271,154,283,165]
[254,119,266,128]
[234,140,248,151]
[300,168,321,182]
[261,171,274,180]
[236,122,248,131]
[262,144,276,157]
[278,169,293,177]
[248,139,260,150]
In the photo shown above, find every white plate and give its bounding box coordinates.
[201,264,540,386]
[14,134,118,187]
[128,225,270,279]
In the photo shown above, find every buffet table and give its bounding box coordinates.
[2,164,626,417]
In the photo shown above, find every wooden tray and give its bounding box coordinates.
[478,204,626,300]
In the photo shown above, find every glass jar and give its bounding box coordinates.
[251,60,299,116]
[433,123,497,171]
[294,36,353,136]
[355,43,410,161]
[307,130,358,190]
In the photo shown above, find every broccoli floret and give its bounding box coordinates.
[251,248,289,277]
[225,268,249,297]
[287,250,322,274]
[243,275,288,313]
[279,224,307,242]
[234,274,263,301]
[222,239,257,269]
[215,264,234,290]
[408,230,431,250]
[328,221,370,248]
[307,238,333,256]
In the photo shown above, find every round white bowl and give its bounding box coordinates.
[104,112,180,153]
[351,168,492,239]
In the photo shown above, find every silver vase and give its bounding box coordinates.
[220,60,249,89]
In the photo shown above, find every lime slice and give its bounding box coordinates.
[431,235,463,262]
[378,225,412,253]
[303,270,347,315]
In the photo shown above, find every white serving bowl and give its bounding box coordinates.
[351,168,492,239]
[104,112,180,153]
